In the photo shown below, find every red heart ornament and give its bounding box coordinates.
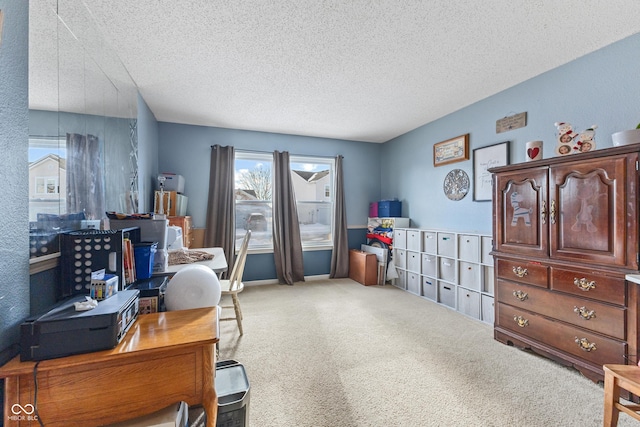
[527,147,540,159]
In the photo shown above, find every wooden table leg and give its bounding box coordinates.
[604,370,620,427]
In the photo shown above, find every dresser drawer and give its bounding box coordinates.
[496,279,625,340]
[496,258,549,288]
[497,303,626,367]
[551,267,626,306]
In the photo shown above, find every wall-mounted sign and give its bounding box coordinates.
[496,112,527,133]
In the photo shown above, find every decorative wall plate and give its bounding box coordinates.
[443,169,470,201]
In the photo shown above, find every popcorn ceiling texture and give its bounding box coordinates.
[30,1,640,143]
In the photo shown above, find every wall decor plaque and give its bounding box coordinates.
[496,112,527,133]
[433,134,469,167]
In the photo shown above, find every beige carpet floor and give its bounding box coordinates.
[217,278,636,426]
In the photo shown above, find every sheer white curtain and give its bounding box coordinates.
[66,133,105,219]
[204,145,236,278]
[272,151,305,285]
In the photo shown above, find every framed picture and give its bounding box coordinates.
[433,134,469,167]
[473,141,510,201]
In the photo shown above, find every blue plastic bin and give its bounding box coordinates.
[378,199,401,217]
[134,242,157,280]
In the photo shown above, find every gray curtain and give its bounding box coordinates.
[66,133,105,219]
[330,155,349,278]
[204,145,235,279]
[272,151,305,285]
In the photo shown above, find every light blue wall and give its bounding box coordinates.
[137,95,160,213]
[157,123,380,279]
[381,33,640,234]
[157,123,381,228]
[0,0,29,363]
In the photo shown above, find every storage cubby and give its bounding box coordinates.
[393,228,494,325]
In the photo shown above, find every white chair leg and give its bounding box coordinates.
[232,294,243,336]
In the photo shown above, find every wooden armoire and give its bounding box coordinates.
[490,143,640,382]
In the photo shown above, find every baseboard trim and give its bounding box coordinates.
[245,274,331,286]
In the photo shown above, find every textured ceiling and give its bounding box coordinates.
[29,1,640,143]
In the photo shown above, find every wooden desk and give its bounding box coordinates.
[158,247,228,277]
[0,307,219,427]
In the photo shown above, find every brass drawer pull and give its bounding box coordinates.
[513,315,529,327]
[574,277,596,291]
[513,290,528,301]
[575,337,597,352]
[512,266,528,278]
[550,199,557,224]
[574,306,596,320]
[541,200,547,225]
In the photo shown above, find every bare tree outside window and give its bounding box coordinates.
[237,165,271,200]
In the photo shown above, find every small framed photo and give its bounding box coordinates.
[433,134,469,167]
[473,141,510,202]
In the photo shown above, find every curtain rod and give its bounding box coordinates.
[211,145,340,160]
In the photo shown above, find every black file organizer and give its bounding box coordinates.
[60,228,140,298]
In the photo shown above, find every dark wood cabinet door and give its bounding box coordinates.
[549,155,631,267]
[494,167,548,258]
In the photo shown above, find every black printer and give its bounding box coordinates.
[20,290,139,361]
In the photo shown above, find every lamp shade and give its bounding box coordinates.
[164,264,221,311]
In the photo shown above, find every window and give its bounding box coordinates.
[235,152,273,250]
[35,177,59,195]
[234,152,334,251]
[290,155,334,248]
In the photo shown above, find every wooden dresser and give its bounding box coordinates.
[169,215,193,248]
[490,144,640,382]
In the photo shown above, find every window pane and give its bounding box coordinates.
[235,153,273,249]
[290,157,334,247]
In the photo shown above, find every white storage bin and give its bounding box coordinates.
[458,288,480,319]
[407,251,420,272]
[482,266,495,294]
[421,254,436,276]
[481,295,495,324]
[481,236,494,265]
[438,282,456,308]
[423,231,437,254]
[458,235,479,262]
[407,272,420,295]
[458,261,480,291]
[407,229,421,252]
[437,232,456,257]
[438,257,456,282]
[422,276,437,300]
[394,248,406,269]
[394,229,407,249]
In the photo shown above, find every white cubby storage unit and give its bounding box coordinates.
[392,228,494,325]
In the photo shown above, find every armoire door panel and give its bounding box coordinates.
[494,167,548,258]
[550,156,628,266]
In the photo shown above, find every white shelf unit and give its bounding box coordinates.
[393,228,494,325]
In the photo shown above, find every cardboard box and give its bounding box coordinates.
[349,249,378,286]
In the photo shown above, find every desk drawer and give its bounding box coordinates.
[497,303,626,367]
[496,258,548,288]
[496,279,625,340]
